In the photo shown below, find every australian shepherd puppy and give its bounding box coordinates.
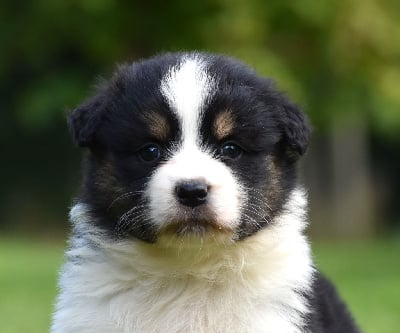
[52,52,360,333]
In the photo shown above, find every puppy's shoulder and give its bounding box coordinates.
[306,272,361,333]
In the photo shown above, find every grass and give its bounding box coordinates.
[0,237,64,333]
[0,236,399,332]
[313,237,400,333]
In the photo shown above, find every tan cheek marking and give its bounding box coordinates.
[213,110,235,140]
[265,155,283,204]
[146,112,170,141]
[95,155,124,196]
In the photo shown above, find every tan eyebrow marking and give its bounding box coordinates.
[213,110,235,140]
[145,112,170,141]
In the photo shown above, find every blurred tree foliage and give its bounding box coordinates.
[0,0,399,232]
[1,0,399,134]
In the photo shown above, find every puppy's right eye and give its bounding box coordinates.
[220,143,242,159]
[138,144,161,162]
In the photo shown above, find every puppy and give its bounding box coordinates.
[52,52,360,333]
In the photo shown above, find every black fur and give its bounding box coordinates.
[68,52,359,332]
[305,273,361,332]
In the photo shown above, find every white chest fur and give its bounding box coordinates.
[52,190,313,333]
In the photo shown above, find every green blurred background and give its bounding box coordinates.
[0,0,399,332]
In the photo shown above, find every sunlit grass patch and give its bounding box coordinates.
[0,237,64,333]
[314,237,400,333]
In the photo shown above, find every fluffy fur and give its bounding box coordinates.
[52,52,360,333]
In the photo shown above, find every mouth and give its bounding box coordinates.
[164,217,226,237]
[159,204,232,237]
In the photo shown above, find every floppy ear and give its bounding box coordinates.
[67,94,106,147]
[279,100,311,156]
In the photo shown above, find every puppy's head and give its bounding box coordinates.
[68,52,310,245]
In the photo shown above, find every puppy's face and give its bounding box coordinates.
[69,53,310,244]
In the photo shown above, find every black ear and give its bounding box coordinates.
[67,94,106,147]
[279,100,311,156]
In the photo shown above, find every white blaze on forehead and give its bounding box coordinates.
[154,56,242,235]
[160,56,215,145]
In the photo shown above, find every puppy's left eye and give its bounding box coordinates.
[138,144,161,162]
[220,143,242,159]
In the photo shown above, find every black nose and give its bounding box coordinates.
[175,180,209,208]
